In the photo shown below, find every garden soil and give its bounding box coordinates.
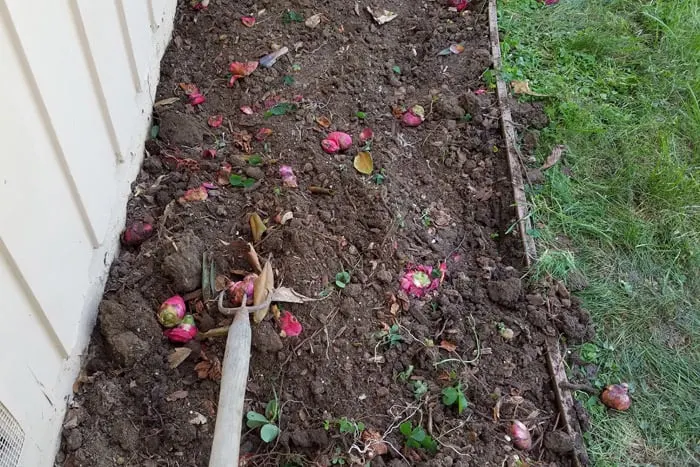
[55,1,592,466]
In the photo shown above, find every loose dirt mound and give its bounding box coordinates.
[55,1,590,466]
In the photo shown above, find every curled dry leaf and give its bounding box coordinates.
[178,186,209,203]
[439,340,457,352]
[353,151,374,175]
[511,80,546,96]
[316,116,332,128]
[217,162,232,185]
[361,429,388,457]
[214,274,229,292]
[366,6,397,25]
[245,242,263,273]
[255,127,273,141]
[167,347,192,369]
[274,211,294,225]
[154,97,180,108]
[179,83,199,95]
[270,286,319,304]
[253,258,274,323]
[305,13,322,28]
[541,144,566,170]
[249,213,267,242]
[194,357,222,381]
[166,390,189,402]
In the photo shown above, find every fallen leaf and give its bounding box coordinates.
[214,274,229,292]
[166,390,189,402]
[439,340,457,352]
[316,116,332,128]
[354,151,374,175]
[194,358,222,381]
[240,105,254,115]
[391,105,404,119]
[361,429,389,456]
[179,186,208,203]
[305,13,322,28]
[366,6,397,25]
[179,83,199,95]
[202,148,217,159]
[233,130,253,153]
[253,258,274,323]
[189,412,207,425]
[168,347,192,369]
[270,286,319,303]
[249,213,267,242]
[154,97,180,108]
[511,80,546,96]
[541,145,565,170]
[208,115,223,128]
[241,15,256,27]
[245,242,263,273]
[255,127,273,141]
[217,162,232,185]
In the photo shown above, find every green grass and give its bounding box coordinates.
[497,0,700,465]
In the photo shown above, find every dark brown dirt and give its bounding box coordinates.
[54,1,591,466]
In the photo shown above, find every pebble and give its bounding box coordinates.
[303,162,314,173]
[244,167,264,180]
[65,429,83,451]
[376,269,392,284]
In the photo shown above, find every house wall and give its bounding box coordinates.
[0,1,176,464]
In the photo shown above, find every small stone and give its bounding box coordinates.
[556,281,571,299]
[244,167,265,180]
[303,162,314,173]
[107,331,150,367]
[376,387,390,397]
[526,294,545,306]
[544,431,575,453]
[64,429,82,451]
[345,283,362,298]
[252,321,284,353]
[376,269,392,284]
[446,120,457,131]
[561,298,572,308]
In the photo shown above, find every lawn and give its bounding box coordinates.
[496,0,700,465]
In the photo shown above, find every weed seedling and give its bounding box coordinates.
[371,168,386,185]
[246,395,280,443]
[335,270,351,289]
[419,209,433,227]
[441,382,468,415]
[396,364,414,382]
[412,380,428,400]
[399,421,437,453]
[336,417,365,437]
[377,323,403,348]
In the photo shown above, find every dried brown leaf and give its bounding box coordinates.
[353,151,374,175]
[361,429,388,456]
[249,213,267,242]
[245,242,263,273]
[541,145,566,170]
[253,258,274,323]
[166,390,189,401]
[316,116,331,128]
[214,274,229,292]
[154,97,180,108]
[438,340,457,352]
[510,80,546,96]
[270,286,318,304]
[168,347,192,369]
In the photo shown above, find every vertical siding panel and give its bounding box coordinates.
[0,9,96,352]
[3,0,117,243]
[76,0,141,162]
[115,0,144,92]
[120,0,153,85]
[150,0,168,28]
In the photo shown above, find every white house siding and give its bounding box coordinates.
[0,1,176,464]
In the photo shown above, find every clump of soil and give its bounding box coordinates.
[55,1,590,466]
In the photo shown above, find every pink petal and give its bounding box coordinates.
[189,93,206,106]
[201,182,217,190]
[202,148,217,159]
[359,127,374,143]
[327,131,353,150]
[474,88,487,95]
[279,165,298,188]
[208,115,223,128]
[321,138,339,154]
[241,16,256,27]
[240,105,254,115]
[279,311,302,337]
[228,75,238,88]
[229,61,258,77]
[255,128,273,142]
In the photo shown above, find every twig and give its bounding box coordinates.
[434,314,480,367]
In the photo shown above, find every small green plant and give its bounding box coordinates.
[371,168,386,185]
[246,154,263,166]
[399,421,437,453]
[396,364,414,382]
[420,209,433,227]
[282,9,304,23]
[441,382,468,415]
[331,447,346,464]
[377,323,403,348]
[283,75,295,86]
[229,174,256,188]
[291,63,302,72]
[412,380,428,400]
[335,270,351,288]
[337,417,365,436]
[246,396,280,443]
[356,111,367,119]
[264,102,298,118]
[392,65,401,74]
[461,113,473,122]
